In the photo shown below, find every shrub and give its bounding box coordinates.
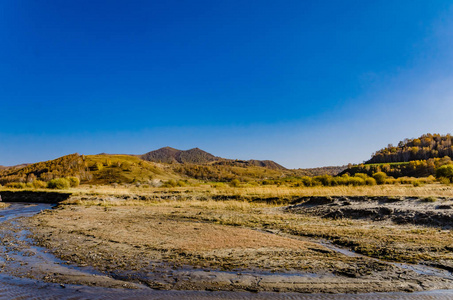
[426,175,436,183]
[32,180,48,189]
[5,182,26,189]
[176,180,186,187]
[354,173,368,180]
[47,178,70,189]
[385,177,397,184]
[439,177,451,185]
[412,180,422,187]
[365,177,376,186]
[162,179,177,188]
[300,176,312,187]
[373,172,387,185]
[436,164,453,182]
[211,182,226,188]
[66,176,80,187]
[229,178,241,187]
[348,177,365,186]
[423,196,437,202]
[92,162,104,171]
[314,175,334,186]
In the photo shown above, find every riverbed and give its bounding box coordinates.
[2,203,453,299]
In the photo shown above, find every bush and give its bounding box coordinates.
[162,179,177,188]
[373,172,387,185]
[176,180,186,187]
[5,182,26,189]
[32,180,48,189]
[348,177,365,186]
[423,196,437,202]
[436,164,453,182]
[354,173,368,180]
[439,177,451,185]
[385,177,397,184]
[229,178,241,187]
[365,177,376,186]
[300,176,312,187]
[47,178,70,189]
[66,176,80,187]
[412,180,422,187]
[92,162,104,171]
[314,175,334,186]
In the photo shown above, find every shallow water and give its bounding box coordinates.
[1,203,453,299]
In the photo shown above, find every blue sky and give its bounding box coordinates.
[1,1,453,168]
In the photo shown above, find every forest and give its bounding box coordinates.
[367,133,453,164]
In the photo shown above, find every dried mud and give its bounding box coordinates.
[288,196,453,228]
[15,197,453,294]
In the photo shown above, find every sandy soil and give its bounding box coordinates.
[18,197,453,293]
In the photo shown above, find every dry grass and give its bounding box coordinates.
[209,184,453,198]
[3,182,452,200]
[68,183,453,199]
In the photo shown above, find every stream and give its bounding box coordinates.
[1,203,453,299]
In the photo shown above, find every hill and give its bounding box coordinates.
[141,147,218,164]
[0,154,92,185]
[141,147,286,170]
[367,133,453,164]
[341,134,453,178]
[84,154,183,184]
[0,148,289,186]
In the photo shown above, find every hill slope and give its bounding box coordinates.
[0,148,288,185]
[341,133,453,178]
[367,133,453,164]
[0,154,92,185]
[141,147,218,164]
[141,147,286,170]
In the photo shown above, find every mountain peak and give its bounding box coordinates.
[141,147,218,164]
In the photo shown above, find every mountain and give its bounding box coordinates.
[141,147,286,170]
[141,147,219,164]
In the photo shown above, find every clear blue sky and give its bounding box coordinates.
[1,1,453,168]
